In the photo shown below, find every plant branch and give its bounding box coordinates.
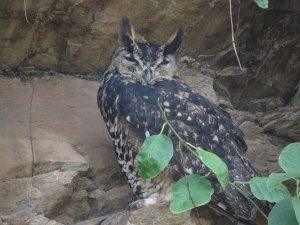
[229,0,242,70]
[24,0,30,24]
[186,142,199,150]
[159,122,167,135]
[157,99,184,142]
[157,99,199,159]
[236,0,241,31]
[230,182,268,220]
[233,181,250,184]
[157,100,200,209]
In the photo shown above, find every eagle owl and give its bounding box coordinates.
[97,18,259,223]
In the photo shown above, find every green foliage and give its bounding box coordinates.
[279,143,300,175]
[268,173,295,189]
[137,101,229,214]
[249,177,291,203]
[170,174,214,213]
[137,100,299,225]
[292,198,300,224]
[196,148,229,191]
[254,0,269,9]
[137,134,173,180]
[249,142,300,225]
[268,199,299,225]
[137,127,229,212]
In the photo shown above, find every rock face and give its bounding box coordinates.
[259,107,300,141]
[212,6,300,111]
[0,76,132,225]
[1,0,299,76]
[0,0,235,73]
[0,0,300,224]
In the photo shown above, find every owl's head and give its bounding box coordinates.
[109,17,183,84]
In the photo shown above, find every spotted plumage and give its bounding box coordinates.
[97,17,259,223]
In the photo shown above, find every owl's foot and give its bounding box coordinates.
[126,200,143,211]
[126,194,159,212]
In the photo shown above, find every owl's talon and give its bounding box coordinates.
[126,200,143,212]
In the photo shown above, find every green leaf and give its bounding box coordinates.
[249,177,291,203]
[170,174,214,213]
[254,0,269,9]
[196,148,229,191]
[279,143,300,175]
[268,199,299,225]
[268,173,296,189]
[292,198,300,225]
[137,134,173,180]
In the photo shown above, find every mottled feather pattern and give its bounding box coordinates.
[97,18,260,222]
[98,70,257,218]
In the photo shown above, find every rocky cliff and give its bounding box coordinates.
[1,0,299,109]
[0,0,300,224]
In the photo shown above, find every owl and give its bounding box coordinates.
[97,17,259,224]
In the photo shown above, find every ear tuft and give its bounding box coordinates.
[121,17,135,48]
[163,28,183,55]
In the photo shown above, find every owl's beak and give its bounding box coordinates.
[143,67,152,82]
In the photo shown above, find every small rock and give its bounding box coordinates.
[28,214,64,225]
[27,53,59,71]
[180,68,218,105]
[214,67,248,107]
[88,189,105,199]
[127,203,196,225]
[74,212,128,225]
[291,86,300,107]
[88,189,108,217]
[0,138,32,181]
[62,200,90,222]
[105,185,132,212]
[238,97,284,112]
[259,107,300,141]
[240,121,281,174]
[228,109,282,174]
[71,190,88,201]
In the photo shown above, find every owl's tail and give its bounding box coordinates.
[206,202,258,225]
[216,159,271,225]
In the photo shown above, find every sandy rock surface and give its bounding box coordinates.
[0,76,132,225]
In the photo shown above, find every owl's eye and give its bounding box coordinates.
[160,57,170,65]
[124,54,138,63]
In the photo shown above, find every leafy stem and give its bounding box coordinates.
[157,99,183,142]
[157,99,199,159]
[159,122,167,135]
[157,98,267,220]
[234,181,250,184]
[186,142,200,150]
[138,99,300,224]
